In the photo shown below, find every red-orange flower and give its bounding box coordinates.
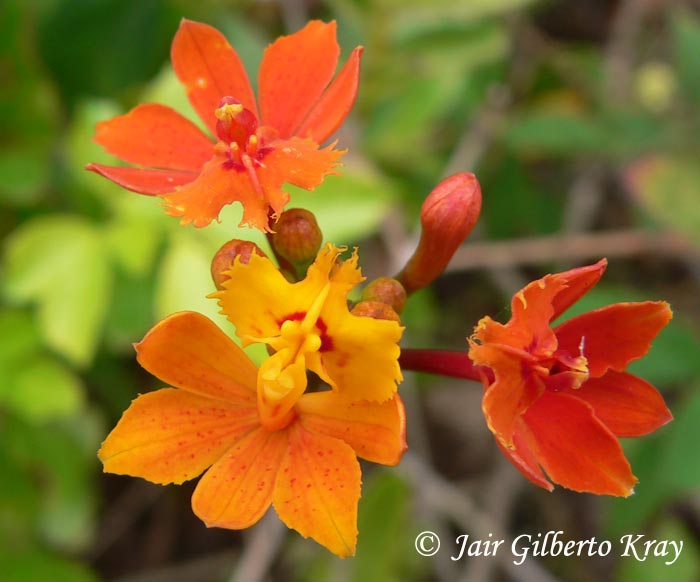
[86,19,361,231]
[468,259,672,496]
[99,312,406,557]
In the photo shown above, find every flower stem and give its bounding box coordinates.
[399,349,482,381]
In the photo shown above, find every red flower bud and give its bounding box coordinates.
[211,239,267,290]
[270,208,323,274]
[397,172,481,295]
[351,300,402,323]
[361,277,407,315]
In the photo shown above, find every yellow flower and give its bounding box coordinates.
[213,243,404,430]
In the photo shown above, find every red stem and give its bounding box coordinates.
[399,349,482,382]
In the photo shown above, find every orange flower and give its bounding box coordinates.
[468,259,673,496]
[99,311,406,557]
[86,20,361,231]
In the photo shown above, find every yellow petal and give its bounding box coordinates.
[99,389,258,485]
[297,392,407,465]
[315,310,403,401]
[214,252,294,341]
[214,243,348,342]
[135,312,257,403]
[192,426,288,529]
[273,423,360,558]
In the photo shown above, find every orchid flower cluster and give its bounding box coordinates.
[90,20,673,557]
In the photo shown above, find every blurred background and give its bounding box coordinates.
[1,0,699,580]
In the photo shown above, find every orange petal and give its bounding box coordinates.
[93,104,213,171]
[571,371,673,437]
[99,388,258,485]
[554,301,672,377]
[495,422,553,491]
[476,344,545,448]
[192,427,288,529]
[86,163,197,194]
[550,259,607,322]
[135,311,257,403]
[297,392,407,465]
[520,391,637,496]
[259,21,340,138]
[160,156,272,229]
[259,137,344,197]
[273,423,360,558]
[296,46,363,143]
[171,19,258,136]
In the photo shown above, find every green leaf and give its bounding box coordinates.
[0,146,50,207]
[672,10,700,101]
[3,215,112,366]
[505,111,608,157]
[37,0,178,103]
[6,356,84,422]
[0,547,97,582]
[625,155,700,246]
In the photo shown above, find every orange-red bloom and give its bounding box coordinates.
[87,19,361,231]
[468,259,672,496]
[99,312,406,557]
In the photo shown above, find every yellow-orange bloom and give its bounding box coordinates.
[213,244,404,429]
[99,311,406,557]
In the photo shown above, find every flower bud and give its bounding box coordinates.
[211,239,267,290]
[351,300,402,323]
[270,208,323,273]
[396,172,481,295]
[360,277,407,315]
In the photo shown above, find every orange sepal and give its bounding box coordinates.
[99,389,258,485]
[521,391,637,496]
[160,156,272,229]
[274,423,360,558]
[571,371,673,437]
[171,19,257,135]
[549,259,607,322]
[297,46,363,143]
[192,427,288,529]
[135,311,257,403]
[93,104,213,171]
[555,301,672,377]
[259,21,340,139]
[85,163,197,194]
[297,392,407,465]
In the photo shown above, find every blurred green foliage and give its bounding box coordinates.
[1,0,699,580]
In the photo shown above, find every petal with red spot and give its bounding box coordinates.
[273,423,360,558]
[99,388,258,485]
